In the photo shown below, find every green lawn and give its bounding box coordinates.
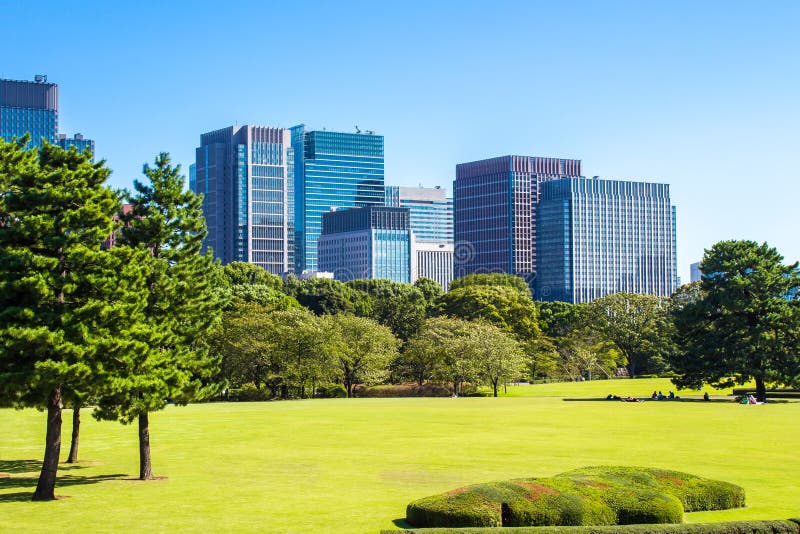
[483,377,740,398]
[1,378,798,533]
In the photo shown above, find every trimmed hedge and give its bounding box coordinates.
[405,467,744,529]
[559,467,746,512]
[383,519,800,533]
[353,383,452,398]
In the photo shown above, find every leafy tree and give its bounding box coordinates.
[424,317,481,395]
[585,292,673,378]
[228,284,300,311]
[220,261,283,289]
[402,317,459,385]
[413,277,443,313]
[469,322,527,397]
[437,284,541,341]
[212,303,274,391]
[264,308,333,398]
[671,241,800,402]
[323,314,400,397]
[450,273,531,297]
[346,279,427,341]
[288,278,372,316]
[536,301,586,338]
[526,337,560,380]
[97,153,224,480]
[0,138,149,500]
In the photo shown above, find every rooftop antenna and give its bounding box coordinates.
[355,125,361,134]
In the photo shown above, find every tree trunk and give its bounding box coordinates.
[755,377,767,403]
[345,380,353,398]
[138,412,154,480]
[66,403,80,463]
[493,380,499,397]
[33,386,63,501]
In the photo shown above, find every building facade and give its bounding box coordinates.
[453,155,582,283]
[57,133,95,159]
[536,177,678,303]
[194,125,294,275]
[386,185,454,289]
[318,206,411,283]
[690,261,701,283]
[291,125,385,273]
[0,76,58,148]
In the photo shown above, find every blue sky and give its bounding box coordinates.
[3,0,799,281]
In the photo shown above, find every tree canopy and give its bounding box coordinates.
[671,240,800,401]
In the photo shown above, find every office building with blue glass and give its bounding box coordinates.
[318,206,411,283]
[291,125,385,274]
[57,133,95,157]
[536,177,678,303]
[194,125,294,275]
[454,155,582,283]
[1,76,58,148]
[386,185,454,290]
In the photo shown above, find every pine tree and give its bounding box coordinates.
[94,153,224,480]
[0,138,149,500]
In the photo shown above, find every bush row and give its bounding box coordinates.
[383,519,800,533]
[352,383,452,397]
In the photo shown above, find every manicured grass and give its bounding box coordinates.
[1,378,798,533]
[483,377,740,398]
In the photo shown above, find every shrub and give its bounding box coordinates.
[315,383,347,398]
[384,519,800,533]
[228,383,270,402]
[353,383,452,397]
[559,467,745,512]
[405,467,743,528]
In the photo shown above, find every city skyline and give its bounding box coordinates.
[2,1,799,282]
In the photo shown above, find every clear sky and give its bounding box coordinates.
[2,0,798,281]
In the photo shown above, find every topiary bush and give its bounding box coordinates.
[405,467,744,529]
[559,467,745,512]
[384,519,800,533]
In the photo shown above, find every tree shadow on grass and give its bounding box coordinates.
[0,459,86,474]
[561,397,790,404]
[0,472,126,502]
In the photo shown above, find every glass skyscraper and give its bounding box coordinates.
[385,185,454,290]
[318,206,411,283]
[0,76,58,148]
[291,125,385,273]
[536,177,678,303]
[56,133,95,160]
[194,125,294,275]
[453,155,582,283]
[385,185,453,243]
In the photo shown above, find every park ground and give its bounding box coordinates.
[1,378,799,533]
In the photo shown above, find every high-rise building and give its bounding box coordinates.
[690,262,701,283]
[536,177,678,303]
[194,125,294,275]
[453,155,582,283]
[318,206,411,283]
[385,185,453,243]
[291,125,384,273]
[57,133,95,158]
[0,76,58,148]
[386,185,454,290]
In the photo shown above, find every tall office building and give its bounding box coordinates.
[318,206,411,283]
[536,177,678,303]
[386,185,454,290]
[454,155,582,282]
[690,261,701,283]
[194,125,294,275]
[57,133,95,157]
[291,125,384,273]
[0,75,58,147]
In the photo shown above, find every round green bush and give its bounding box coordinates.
[405,467,743,529]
